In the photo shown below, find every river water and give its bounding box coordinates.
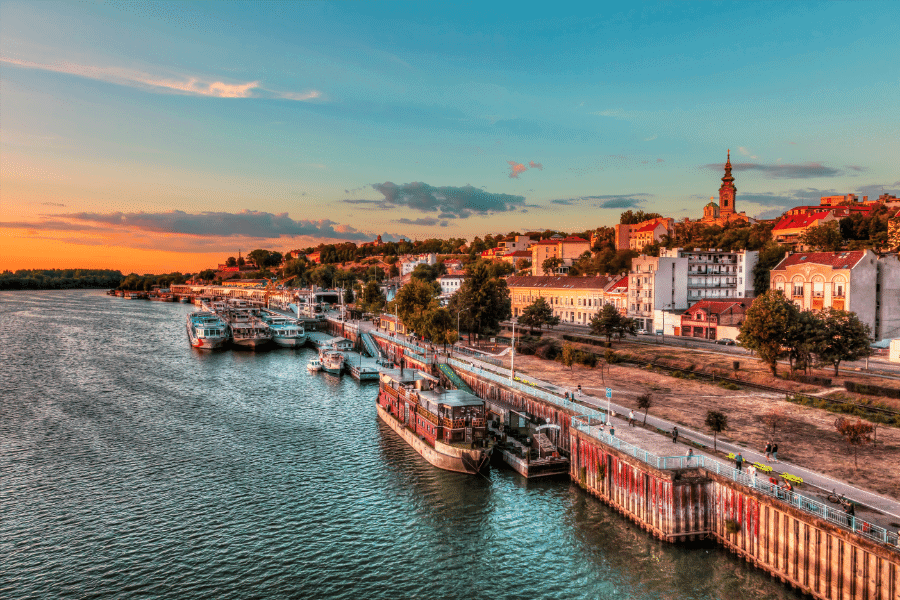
[1,290,802,599]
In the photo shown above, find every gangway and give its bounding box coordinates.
[360,332,384,359]
[437,363,475,395]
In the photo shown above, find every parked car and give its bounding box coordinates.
[637,329,648,335]
[716,338,735,345]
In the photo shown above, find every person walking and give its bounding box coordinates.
[672,426,678,443]
[748,464,757,485]
[686,448,694,464]
[772,442,779,462]
[735,452,743,472]
[628,410,635,427]
[765,441,772,461]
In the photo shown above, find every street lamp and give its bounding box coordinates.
[456,308,469,350]
[509,317,518,382]
[660,303,673,344]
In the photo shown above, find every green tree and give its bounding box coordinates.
[834,417,873,469]
[636,393,652,425]
[410,263,441,283]
[455,260,512,343]
[197,269,217,281]
[620,210,663,225]
[813,307,872,375]
[226,256,237,267]
[800,221,843,252]
[392,278,439,335]
[705,410,728,452]
[542,256,562,275]
[424,307,457,350]
[518,297,553,333]
[361,281,386,312]
[343,287,355,305]
[786,310,819,374]
[738,291,800,376]
[752,242,791,296]
[561,342,576,370]
[589,304,635,343]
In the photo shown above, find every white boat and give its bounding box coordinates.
[307,358,322,372]
[259,310,308,347]
[221,301,272,349]
[320,350,344,375]
[186,311,228,350]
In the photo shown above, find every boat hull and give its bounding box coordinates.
[231,338,272,349]
[272,335,307,347]
[376,403,490,475]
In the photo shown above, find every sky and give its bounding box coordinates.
[2,1,899,273]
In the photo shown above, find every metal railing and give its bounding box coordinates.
[453,344,502,365]
[570,418,700,470]
[370,329,430,355]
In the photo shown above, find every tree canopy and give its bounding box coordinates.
[813,307,872,375]
[517,297,556,333]
[589,304,636,343]
[451,260,512,342]
[799,221,843,252]
[391,278,439,335]
[738,291,800,375]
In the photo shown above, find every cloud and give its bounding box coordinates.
[548,194,651,209]
[845,165,866,173]
[656,158,665,163]
[592,109,626,119]
[40,202,66,207]
[528,161,544,170]
[58,209,371,240]
[508,161,528,178]
[644,135,657,142]
[1,56,320,101]
[371,182,526,218]
[704,161,843,179]
[0,220,102,232]
[394,217,449,227]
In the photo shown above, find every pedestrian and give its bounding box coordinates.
[609,424,615,437]
[577,384,582,395]
[628,410,635,427]
[772,442,778,462]
[686,448,694,463]
[735,452,743,472]
[672,426,678,443]
[765,441,772,461]
[748,464,757,484]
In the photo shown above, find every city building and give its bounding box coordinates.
[771,211,838,246]
[602,275,629,316]
[770,250,900,341]
[438,274,465,302]
[627,254,689,332]
[530,235,591,276]
[400,253,437,275]
[507,275,615,325]
[661,248,757,300]
[500,250,532,269]
[497,235,536,253]
[614,217,674,251]
[678,299,747,340]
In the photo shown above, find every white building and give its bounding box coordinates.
[497,235,536,253]
[627,254,689,332]
[400,253,437,276]
[661,247,758,301]
[438,274,464,298]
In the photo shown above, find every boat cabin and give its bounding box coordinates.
[378,368,486,447]
[326,337,354,351]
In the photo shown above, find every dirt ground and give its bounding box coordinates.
[497,350,900,503]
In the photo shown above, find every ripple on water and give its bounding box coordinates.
[0,291,801,599]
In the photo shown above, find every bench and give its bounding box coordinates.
[726,452,736,460]
[752,462,773,473]
[781,472,804,485]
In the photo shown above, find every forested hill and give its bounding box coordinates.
[0,269,124,290]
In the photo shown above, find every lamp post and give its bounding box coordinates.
[457,308,468,348]
[509,317,517,382]
[660,303,673,344]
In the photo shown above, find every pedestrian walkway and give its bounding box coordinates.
[437,363,475,395]
[359,332,383,359]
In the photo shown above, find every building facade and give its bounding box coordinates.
[614,218,673,251]
[400,253,437,275]
[627,255,689,332]
[678,299,747,340]
[770,250,900,341]
[530,236,591,276]
[507,275,615,325]
[661,248,757,301]
[698,150,751,225]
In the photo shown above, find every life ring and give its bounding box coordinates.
[769,477,778,485]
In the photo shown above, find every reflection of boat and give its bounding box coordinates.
[186,311,228,350]
[259,310,307,347]
[377,368,491,475]
[307,358,322,372]
[320,350,344,375]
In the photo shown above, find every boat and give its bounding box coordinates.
[186,311,228,350]
[221,301,272,349]
[259,310,308,347]
[376,368,491,475]
[307,358,323,372]
[179,296,191,303]
[320,350,344,375]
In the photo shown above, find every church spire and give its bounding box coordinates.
[719,149,736,215]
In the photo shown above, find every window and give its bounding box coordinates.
[833,280,845,297]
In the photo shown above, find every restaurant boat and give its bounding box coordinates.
[259,310,307,347]
[320,349,345,375]
[221,302,272,349]
[377,368,491,475]
[186,311,229,350]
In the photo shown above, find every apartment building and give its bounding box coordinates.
[507,275,615,325]
[661,247,757,301]
[400,253,437,275]
[530,235,591,276]
[627,255,689,332]
[770,250,900,340]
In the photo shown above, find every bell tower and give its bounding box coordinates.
[719,149,736,216]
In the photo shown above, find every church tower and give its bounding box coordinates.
[719,149,736,216]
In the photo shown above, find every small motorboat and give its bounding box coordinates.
[307,358,323,372]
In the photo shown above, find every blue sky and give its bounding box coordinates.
[2,1,898,271]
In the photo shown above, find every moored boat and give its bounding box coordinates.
[221,301,272,349]
[377,368,491,475]
[259,310,307,347]
[320,350,344,375]
[307,358,323,372]
[186,311,228,350]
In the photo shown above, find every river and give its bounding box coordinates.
[0,290,802,599]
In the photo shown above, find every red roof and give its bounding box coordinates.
[772,211,832,231]
[507,250,532,257]
[773,251,867,271]
[633,221,664,233]
[535,236,589,245]
[605,274,628,291]
[685,299,747,316]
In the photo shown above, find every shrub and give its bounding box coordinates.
[845,381,900,399]
[579,352,599,368]
[719,382,742,391]
[605,349,620,364]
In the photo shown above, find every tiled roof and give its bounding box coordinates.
[773,251,867,271]
[535,236,589,245]
[604,274,629,291]
[634,221,663,233]
[685,299,748,315]
[772,211,831,231]
[507,275,614,290]
[507,250,532,257]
